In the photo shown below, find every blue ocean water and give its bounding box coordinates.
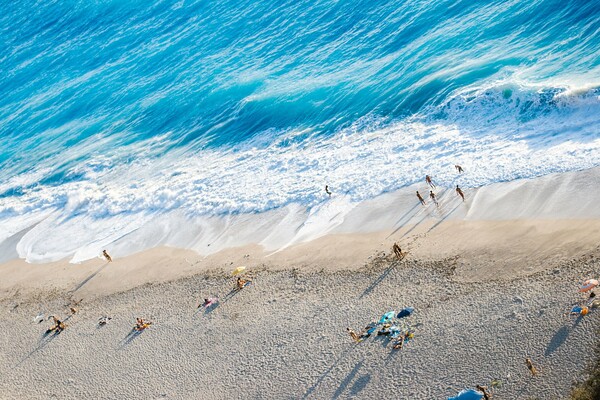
[1,0,600,261]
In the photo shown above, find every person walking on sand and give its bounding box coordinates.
[102,250,112,262]
[455,164,464,173]
[325,185,332,197]
[416,191,426,205]
[346,327,361,343]
[525,358,538,376]
[392,243,403,259]
[456,185,465,202]
[425,175,435,189]
[429,190,438,206]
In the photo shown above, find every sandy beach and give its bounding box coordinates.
[1,168,600,399]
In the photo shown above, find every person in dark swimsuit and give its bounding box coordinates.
[416,191,426,205]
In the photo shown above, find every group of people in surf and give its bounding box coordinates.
[416,164,465,207]
[325,164,466,205]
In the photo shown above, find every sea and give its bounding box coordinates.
[1,0,599,262]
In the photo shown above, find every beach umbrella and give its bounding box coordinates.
[232,266,246,276]
[379,311,395,324]
[579,279,598,292]
[448,389,483,400]
[397,307,414,319]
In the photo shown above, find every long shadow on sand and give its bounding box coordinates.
[301,345,356,399]
[426,202,462,234]
[360,260,400,299]
[69,262,110,294]
[119,328,145,347]
[332,361,364,399]
[386,203,421,239]
[545,325,570,356]
[18,329,63,366]
[195,302,220,317]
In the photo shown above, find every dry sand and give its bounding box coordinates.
[1,168,600,399]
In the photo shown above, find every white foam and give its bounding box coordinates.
[2,83,600,263]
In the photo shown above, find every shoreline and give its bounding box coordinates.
[2,166,600,266]
[2,217,600,300]
[2,167,600,299]
[1,168,600,399]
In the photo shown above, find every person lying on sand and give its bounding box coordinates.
[392,334,405,350]
[198,297,218,309]
[236,277,252,290]
[456,185,465,201]
[98,316,112,326]
[346,328,361,343]
[416,191,426,205]
[525,358,538,376]
[102,250,112,262]
[46,316,66,334]
[135,318,152,331]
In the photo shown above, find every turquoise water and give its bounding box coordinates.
[1,0,600,260]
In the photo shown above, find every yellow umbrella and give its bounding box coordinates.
[232,266,246,276]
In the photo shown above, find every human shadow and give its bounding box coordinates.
[332,361,363,399]
[221,288,242,304]
[301,345,356,399]
[387,203,421,239]
[388,205,432,239]
[69,262,109,294]
[426,201,462,234]
[17,328,62,366]
[360,260,399,298]
[372,333,392,348]
[349,373,371,397]
[119,328,144,347]
[545,325,570,356]
[195,301,220,316]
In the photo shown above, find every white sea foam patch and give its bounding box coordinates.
[2,84,600,262]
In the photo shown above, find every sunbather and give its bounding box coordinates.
[135,318,152,331]
[236,277,251,290]
[346,328,361,343]
[476,385,491,400]
[525,358,538,376]
[392,334,405,350]
[46,316,66,334]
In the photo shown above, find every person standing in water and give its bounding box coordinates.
[416,191,426,205]
[455,164,464,173]
[429,190,438,206]
[325,185,332,197]
[456,185,465,202]
[425,175,435,189]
